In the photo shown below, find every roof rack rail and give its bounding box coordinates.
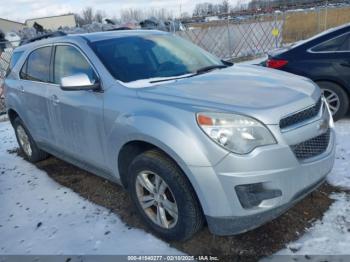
[106,27,132,31]
[20,31,67,46]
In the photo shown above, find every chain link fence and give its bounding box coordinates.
[177,5,350,61]
[177,13,284,61]
[0,42,14,115]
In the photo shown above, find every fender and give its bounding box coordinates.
[5,89,34,137]
[107,112,228,171]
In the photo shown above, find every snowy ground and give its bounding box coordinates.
[0,121,181,255]
[270,119,350,256]
[0,118,350,256]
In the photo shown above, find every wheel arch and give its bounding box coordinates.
[118,139,193,189]
[314,78,350,97]
[117,139,207,219]
[7,108,20,125]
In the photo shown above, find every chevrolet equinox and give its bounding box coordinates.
[4,30,335,241]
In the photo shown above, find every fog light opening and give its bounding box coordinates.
[235,183,282,209]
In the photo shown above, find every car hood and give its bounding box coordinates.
[137,64,321,124]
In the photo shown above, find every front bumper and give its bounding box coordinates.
[188,103,335,235]
[206,175,326,235]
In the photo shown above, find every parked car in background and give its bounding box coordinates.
[4,30,335,241]
[266,23,350,120]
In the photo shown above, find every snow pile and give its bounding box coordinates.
[0,121,181,255]
[327,120,350,189]
[270,193,350,256]
[266,119,350,257]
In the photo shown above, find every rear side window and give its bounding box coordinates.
[20,46,52,82]
[311,33,350,52]
[53,45,97,84]
[6,51,24,77]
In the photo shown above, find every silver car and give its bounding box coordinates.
[4,30,335,241]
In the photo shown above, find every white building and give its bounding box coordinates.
[0,18,25,33]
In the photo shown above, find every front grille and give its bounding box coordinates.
[280,98,322,129]
[291,129,331,160]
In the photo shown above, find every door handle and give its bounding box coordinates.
[19,85,24,92]
[51,95,60,105]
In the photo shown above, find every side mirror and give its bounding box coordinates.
[60,73,100,91]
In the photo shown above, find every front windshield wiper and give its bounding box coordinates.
[149,64,229,84]
[149,74,196,83]
[195,64,228,75]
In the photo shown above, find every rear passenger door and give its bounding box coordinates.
[48,44,106,169]
[310,32,350,87]
[19,46,55,145]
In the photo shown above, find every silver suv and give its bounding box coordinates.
[4,30,335,241]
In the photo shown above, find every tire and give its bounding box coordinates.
[317,81,349,121]
[128,149,204,241]
[13,117,49,163]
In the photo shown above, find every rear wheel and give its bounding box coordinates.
[317,81,349,121]
[128,149,204,241]
[13,117,49,163]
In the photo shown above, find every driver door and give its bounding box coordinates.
[47,44,107,169]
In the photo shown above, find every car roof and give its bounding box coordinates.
[14,30,168,52]
[79,29,168,42]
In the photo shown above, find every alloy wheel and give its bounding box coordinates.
[16,125,32,157]
[322,88,340,116]
[135,171,178,229]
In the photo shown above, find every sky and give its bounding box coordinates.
[0,0,250,23]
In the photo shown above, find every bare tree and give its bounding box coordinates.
[82,7,94,24]
[94,10,106,23]
[221,0,230,14]
[120,8,174,23]
[147,8,174,20]
[120,8,144,22]
[75,7,107,26]
[193,1,232,17]
[75,13,85,27]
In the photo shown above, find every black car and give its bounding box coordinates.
[266,23,350,120]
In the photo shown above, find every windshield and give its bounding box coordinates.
[90,33,224,83]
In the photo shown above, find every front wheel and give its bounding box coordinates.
[128,149,204,241]
[317,81,349,121]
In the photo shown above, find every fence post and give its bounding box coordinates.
[226,15,232,60]
[274,13,278,48]
[324,1,328,30]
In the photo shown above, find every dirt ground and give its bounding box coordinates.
[7,149,340,261]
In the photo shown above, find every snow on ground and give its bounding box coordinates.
[267,119,350,257]
[0,121,181,255]
[271,193,350,257]
[327,120,350,189]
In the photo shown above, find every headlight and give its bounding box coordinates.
[196,112,276,154]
